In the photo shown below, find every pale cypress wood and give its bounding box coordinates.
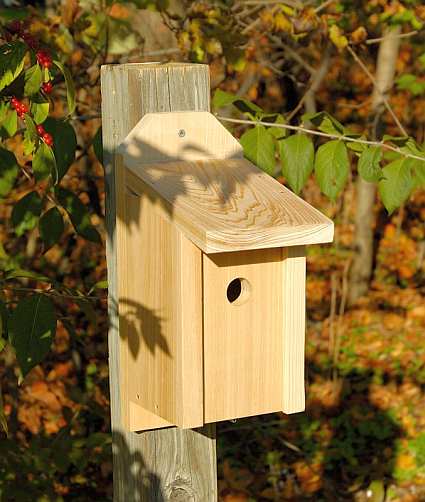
[101,63,217,502]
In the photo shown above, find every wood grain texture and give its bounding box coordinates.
[282,246,306,413]
[118,168,204,430]
[124,158,334,253]
[120,111,243,165]
[101,63,217,502]
[203,249,284,423]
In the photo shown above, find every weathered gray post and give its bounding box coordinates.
[101,63,217,501]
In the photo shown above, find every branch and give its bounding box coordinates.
[314,0,334,14]
[366,30,419,45]
[287,47,331,121]
[346,45,408,137]
[237,0,303,7]
[271,39,316,74]
[215,114,425,162]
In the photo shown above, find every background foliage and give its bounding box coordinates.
[0,0,424,500]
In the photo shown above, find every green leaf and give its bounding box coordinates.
[0,8,29,20]
[32,142,56,182]
[0,42,27,92]
[24,64,42,96]
[382,135,410,147]
[0,383,7,435]
[25,114,38,141]
[107,18,138,55]
[378,158,413,214]
[212,89,263,117]
[302,111,344,136]
[9,294,56,376]
[55,187,101,243]
[346,139,367,153]
[94,280,108,289]
[11,191,43,236]
[0,148,19,198]
[0,109,17,138]
[367,480,385,502]
[262,113,286,139]
[396,74,425,96]
[92,126,103,165]
[23,115,38,155]
[88,279,108,294]
[39,207,64,251]
[213,89,240,108]
[5,269,51,282]
[358,146,383,182]
[53,60,75,115]
[279,134,314,194]
[412,159,425,187]
[240,125,275,175]
[31,99,49,125]
[43,118,76,181]
[0,299,9,342]
[314,140,349,200]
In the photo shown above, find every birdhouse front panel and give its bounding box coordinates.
[203,249,284,423]
[116,111,334,432]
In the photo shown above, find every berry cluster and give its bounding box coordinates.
[36,124,53,147]
[10,97,29,118]
[36,50,52,69]
[6,21,54,95]
[42,81,53,94]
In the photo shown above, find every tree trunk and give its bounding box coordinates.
[348,27,402,305]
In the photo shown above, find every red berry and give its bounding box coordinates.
[36,125,45,136]
[36,50,52,69]
[42,133,53,147]
[15,102,28,118]
[42,81,53,94]
[11,97,19,108]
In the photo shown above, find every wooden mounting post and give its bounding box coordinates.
[101,63,217,501]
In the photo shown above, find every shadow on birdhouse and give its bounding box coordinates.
[115,111,334,431]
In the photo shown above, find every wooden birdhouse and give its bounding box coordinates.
[115,111,333,432]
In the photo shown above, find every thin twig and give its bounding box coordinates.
[347,45,408,137]
[215,115,425,162]
[241,17,262,35]
[329,273,337,361]
[332,258,350,381]
[314,0,334,14]
[287,47,330,121]
[337,97,372,109]
[366,30,418,45]
[273,40,316,74]
[238,0,302,6]
[1,286,100,301]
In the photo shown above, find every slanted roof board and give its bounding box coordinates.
[123,158,334,254]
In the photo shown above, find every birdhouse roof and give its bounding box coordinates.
[119,112,333,254]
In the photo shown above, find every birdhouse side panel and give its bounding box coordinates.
[282,246,306,413]
[117,166,204,430]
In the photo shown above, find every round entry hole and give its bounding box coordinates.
[226,278,251,305]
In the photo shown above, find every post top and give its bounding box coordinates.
[101,62,209,73]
